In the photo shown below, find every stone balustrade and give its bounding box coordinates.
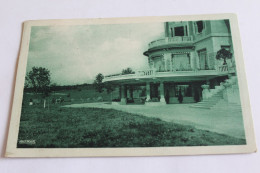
[104,65,234,82]
[216,64,229,72]
[148,36,193,49]
[137,69,154,76]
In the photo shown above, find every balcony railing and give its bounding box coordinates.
[148,36,193,49]
[104,65,234,82]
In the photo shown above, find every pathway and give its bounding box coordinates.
[63,102,246,139]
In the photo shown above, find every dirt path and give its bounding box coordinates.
[63,102,246,139]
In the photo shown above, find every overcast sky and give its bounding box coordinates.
[27,22,164,85]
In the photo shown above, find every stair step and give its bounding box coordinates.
[190,105,211,109]
[192,77,241,111]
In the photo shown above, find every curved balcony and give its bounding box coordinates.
[103,65,235,83]
[148,36,193,49]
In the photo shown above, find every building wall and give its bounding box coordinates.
[211,37,233,52]
[210,20,230,33]
[188,21,194,36]
[194,37,214,69]
[147,20,233,72]
[205,20,212,35]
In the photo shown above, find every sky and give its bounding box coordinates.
[26,22,164,85]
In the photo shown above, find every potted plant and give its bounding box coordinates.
[216,48,232,65]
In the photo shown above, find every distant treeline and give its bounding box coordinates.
[24,83,94,92]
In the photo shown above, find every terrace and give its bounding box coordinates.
[103,65,235,83]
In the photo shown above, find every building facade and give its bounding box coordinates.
[104,20,236,105]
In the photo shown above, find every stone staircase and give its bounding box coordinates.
[191,75,242,112]
[191,89,223,109]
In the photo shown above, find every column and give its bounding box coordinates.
[146,82,151,101]
[119,86,121,99]
[120,85,127,104]
[201,84,210,99]
[184,26,187,36]
[170,54,173,71]
[195,52,200,70]
[159,81,166,103]
[190,51,196,70]
[164,53,171,72]
[129,86,134,101]
[162,55,166,71]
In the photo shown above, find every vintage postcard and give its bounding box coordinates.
[5,14,257,157]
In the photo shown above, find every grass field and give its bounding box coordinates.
[23,86,119,106]
[17,103,246,148]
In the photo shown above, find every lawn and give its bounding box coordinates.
[17,104,246,148]
[23,85,119,105]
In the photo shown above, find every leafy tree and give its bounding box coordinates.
[25,67,51,97]
[93,73,104,93]
[216,48,232,65]
[122,67,134,75]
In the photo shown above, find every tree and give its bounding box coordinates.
[93,73,104,93]
[25,67,51,97]
[122,67,134,75]
[216,48,232,65]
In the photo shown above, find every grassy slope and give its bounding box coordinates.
[17,105,246,148]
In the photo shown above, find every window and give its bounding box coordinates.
[194,21,205,34]
[174,26,184,36]
[196,21,204,33]
[172,53,191,71]
[198,49,208,70]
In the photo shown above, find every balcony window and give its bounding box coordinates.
[153,56,165,72]
[198,49,209,70]
[172,53,191,71]
[194,21,205,34]
[174,26,184,36]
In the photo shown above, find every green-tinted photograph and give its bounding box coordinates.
[17,19,246,148]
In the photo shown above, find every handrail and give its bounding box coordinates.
[148,36,193,49]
